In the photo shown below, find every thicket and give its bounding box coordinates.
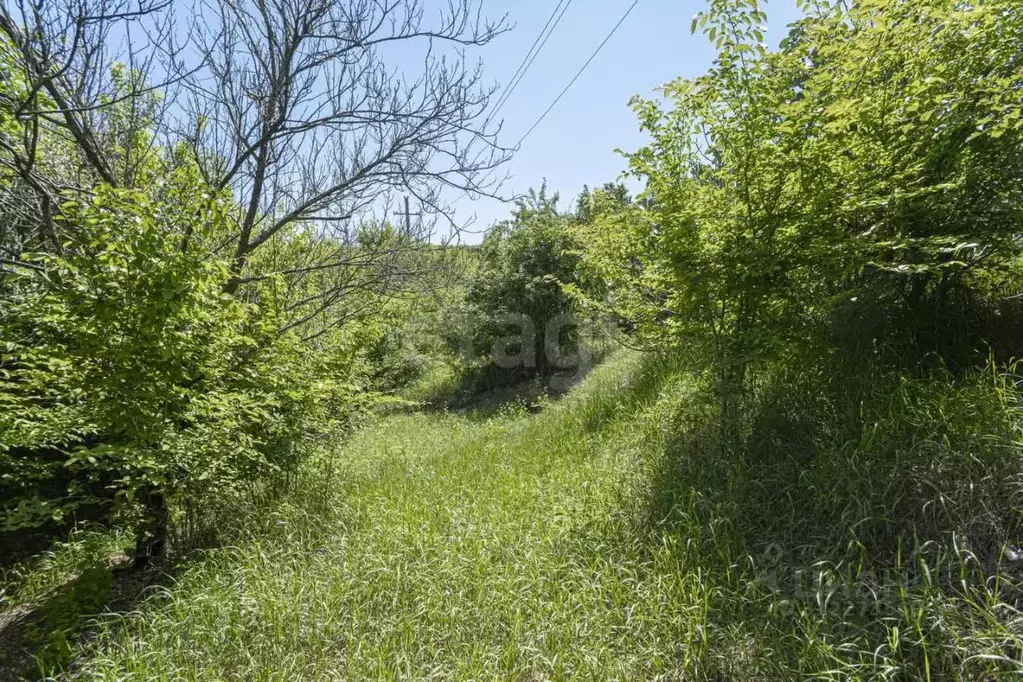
[566,0,1023,645]
[463,186,584,377]
[430,182,636,393]
[1,173,363,562]
[579,0,1023,422]
[0,0,506,567]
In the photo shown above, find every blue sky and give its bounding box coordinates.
[451,0,804,241]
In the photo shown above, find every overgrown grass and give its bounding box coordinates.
[55,351,1023,679]
[0,528,130,678]
[1,528,130,612]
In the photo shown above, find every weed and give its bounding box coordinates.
[53,351,1023,680]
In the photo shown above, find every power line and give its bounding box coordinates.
[490,0,575,120]
[450,1,638,219]
[447,2,574,214]
[516,0,641,148]
[489,0,569,119]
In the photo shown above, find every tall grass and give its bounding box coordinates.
[59,351,1023,680]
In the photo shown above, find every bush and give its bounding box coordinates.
[0,174,359,559]
[464,187,584,379]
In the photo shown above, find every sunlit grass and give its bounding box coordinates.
[68,352,1023,680]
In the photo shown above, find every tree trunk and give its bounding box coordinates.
[133,487,169,569]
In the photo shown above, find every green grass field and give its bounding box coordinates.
[38,352,1023,679]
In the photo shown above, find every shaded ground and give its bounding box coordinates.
[0,532,203,681]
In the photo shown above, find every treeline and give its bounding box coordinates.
[0,0,506,563]
[578,0,1023,403]
[463,0,1023,577]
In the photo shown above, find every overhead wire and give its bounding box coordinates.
[489,0,575,121]
[451,0,640,220]
[516,0,641,147]
[451,1,574,211]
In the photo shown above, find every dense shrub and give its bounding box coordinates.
[579,0,1023,428]
[464,187,584,378]
[0,174,360,557]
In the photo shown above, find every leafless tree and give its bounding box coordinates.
[178,0,510,287]
[0,0,509,333]
[0,0,192,262]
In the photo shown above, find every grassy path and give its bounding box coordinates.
[78,354,706,680]
[71,353,1022,680]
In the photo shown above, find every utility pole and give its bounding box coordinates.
[394,196,421,234]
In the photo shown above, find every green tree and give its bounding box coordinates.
[0,170,363,561]
[466,185,584,377]
[582,0,1023,433]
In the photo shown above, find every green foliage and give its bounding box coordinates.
[581,0,1023,422]
[465,185,584,376]
[0,171,361,541]
[364,317,431,391]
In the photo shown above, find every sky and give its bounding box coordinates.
[450,0,805,241]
